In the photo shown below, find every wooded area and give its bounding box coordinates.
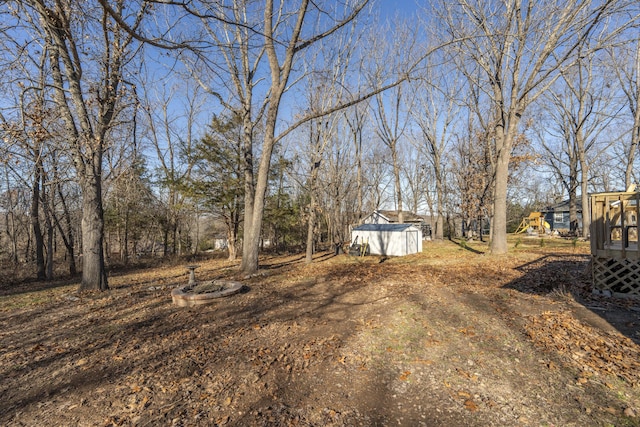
[1,0,639,290]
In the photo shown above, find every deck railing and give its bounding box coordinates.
[590,191,640,298]
[590,191,640,258]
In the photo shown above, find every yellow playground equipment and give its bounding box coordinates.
[515,212,550,234]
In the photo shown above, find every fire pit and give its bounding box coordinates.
[171,266,244,307]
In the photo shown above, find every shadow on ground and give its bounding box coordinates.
[503,253,640,344]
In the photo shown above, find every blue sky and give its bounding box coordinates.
[377,0,420,18]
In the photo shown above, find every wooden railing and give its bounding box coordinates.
[590,190,640,298]
[590,191,640,259]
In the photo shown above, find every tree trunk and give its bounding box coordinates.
[240,106,256,272]
[434,158,444,240]
[569,186,578,233]
[355,134,363,224]
[580,178,590,238]
[45,213,54,281]
[227,226,238,261]
[79,168,108,291]
[49,156,77,275]
[242,105,281,274]
[31,159,45,280]
[163,226,169,257]
[392,142,404,223]
[42,170,55,280]
[305,173,317,264]
[490,128,512,255]
[241,0,294,274]
[123,208,130,265]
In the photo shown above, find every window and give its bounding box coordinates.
[554,212,564,223]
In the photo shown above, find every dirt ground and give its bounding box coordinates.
[2,239,640,426]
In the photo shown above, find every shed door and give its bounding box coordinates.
[406,231,418,254]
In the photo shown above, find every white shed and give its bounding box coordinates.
[351,223,423,256]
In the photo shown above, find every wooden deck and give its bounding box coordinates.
[594,243,639,259]
[590,191,640,298]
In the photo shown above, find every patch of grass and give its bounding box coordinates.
[357,302,434,362]
[549,284,574,302]
[505,234,590,253]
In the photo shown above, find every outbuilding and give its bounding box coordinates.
[350,223,422,256]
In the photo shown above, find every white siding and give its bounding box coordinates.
[351,224,422,256]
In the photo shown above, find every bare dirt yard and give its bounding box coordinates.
[2,239,640,426]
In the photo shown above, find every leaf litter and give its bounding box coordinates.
[1,245,640,426]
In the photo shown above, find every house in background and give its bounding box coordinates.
[361,210,432,240]
[540,199,586,235]
[362,210,424,225]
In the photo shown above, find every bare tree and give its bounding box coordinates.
[343,101,369,224]
[49,149,79,275]
[401,149,427,216]
[368,18,419,224]
[609,38,640,189]
[303,112,336,263]
[535,50,618,237]
[99,0,425,273]
[438,0,629,253]
[450,74,497,240]
[321,124,359,247]
[142,0,374,272]
[372,84,411,222]
[241,0,372,272]
[410,58,463,240]
[1,166,27,264]
[1,96,48,279]
[140,80,202,256]
[300,28,358,263]
[7,0,146,290]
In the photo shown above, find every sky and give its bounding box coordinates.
[378,0,420,17]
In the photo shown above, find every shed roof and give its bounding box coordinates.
[353,223,417,232]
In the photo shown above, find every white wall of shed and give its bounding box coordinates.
[351,228,422,256]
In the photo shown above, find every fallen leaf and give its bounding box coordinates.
[464,399,478,412]
[216,415,230,424]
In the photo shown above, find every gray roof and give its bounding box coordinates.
[542,199,583,213]
[353,223,417,232]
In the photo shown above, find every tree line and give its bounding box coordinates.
[0,0,638,291]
